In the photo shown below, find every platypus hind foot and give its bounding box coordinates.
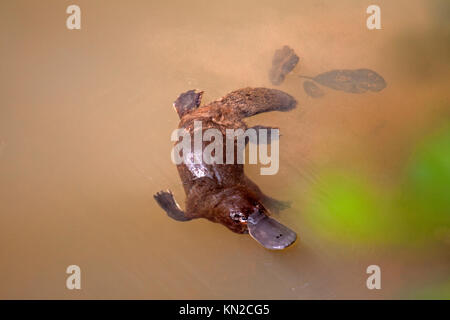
[153,190,192,221]
[173,89,204,118]
[247,125,280,145]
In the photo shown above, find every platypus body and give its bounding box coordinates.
[154,87,298,249]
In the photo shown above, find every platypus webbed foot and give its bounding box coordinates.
[173,89,204,118]
[246,125,280,145]
[153,190,192,221]
[243,176,290,213]
[263,197,291,214]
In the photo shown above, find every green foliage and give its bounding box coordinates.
[403,280,450,300]
[299,122,450,247]
[402,124,450,233]
[304,171,390,246]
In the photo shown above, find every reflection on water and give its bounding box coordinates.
[0,0,449,299]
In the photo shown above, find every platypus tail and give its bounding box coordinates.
[214,87,297,119]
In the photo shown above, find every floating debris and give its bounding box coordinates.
[300,69,386,94]
[269,45,299,85]
[303,81,325,98]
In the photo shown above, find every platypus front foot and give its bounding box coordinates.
[263,197,291,214]
[153,190,192,221]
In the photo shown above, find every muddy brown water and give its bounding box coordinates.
[0,0,449,298]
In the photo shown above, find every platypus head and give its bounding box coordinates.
[212,187,297,250]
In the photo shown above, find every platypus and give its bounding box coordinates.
[154,87,298,249]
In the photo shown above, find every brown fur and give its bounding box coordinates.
[171,87,296,233]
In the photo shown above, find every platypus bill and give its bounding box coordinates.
[154,87,298,250]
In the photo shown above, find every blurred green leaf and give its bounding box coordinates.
[303,170,391,246]
[403,280,450,300]
[397,123,450,242]
[295,121,450,248]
